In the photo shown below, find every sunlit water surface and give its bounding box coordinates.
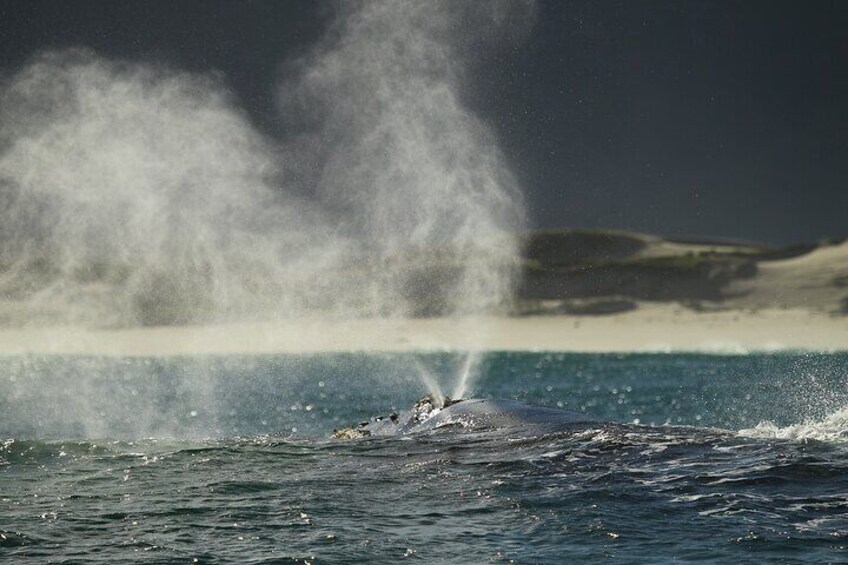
[2,352,847,563]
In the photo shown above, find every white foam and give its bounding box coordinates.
[738,406,848,442]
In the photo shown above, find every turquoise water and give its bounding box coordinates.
[2,352,847,562]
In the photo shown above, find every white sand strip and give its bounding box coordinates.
[0,305,845,356]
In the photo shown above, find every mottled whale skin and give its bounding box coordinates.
[334,398,602,439]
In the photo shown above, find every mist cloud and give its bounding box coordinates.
[0,1,535,328]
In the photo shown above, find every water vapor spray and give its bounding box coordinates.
[281,0,533,318]
[0,1,533,330]
[0,1,536,435]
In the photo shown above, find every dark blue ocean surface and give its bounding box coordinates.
[2,352,847,562]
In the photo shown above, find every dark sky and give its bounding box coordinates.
[1,0,845,245]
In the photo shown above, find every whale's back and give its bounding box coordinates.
[361,398,600,437]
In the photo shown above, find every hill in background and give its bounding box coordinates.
[1,228,846,327]
[516,229,848,317]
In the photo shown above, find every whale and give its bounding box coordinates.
[332,395,602,439]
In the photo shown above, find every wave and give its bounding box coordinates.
[739,406,848,442]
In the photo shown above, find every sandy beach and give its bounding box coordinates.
[1,304,845,356]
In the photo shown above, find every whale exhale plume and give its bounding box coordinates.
[0,1,533,330]
[281,0,532,318]
[0,50,335,327]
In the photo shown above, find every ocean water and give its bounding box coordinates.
[2,351,847,563]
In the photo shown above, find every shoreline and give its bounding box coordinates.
[0,305,845,356]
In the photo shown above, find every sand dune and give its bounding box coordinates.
[726,240,848,313]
